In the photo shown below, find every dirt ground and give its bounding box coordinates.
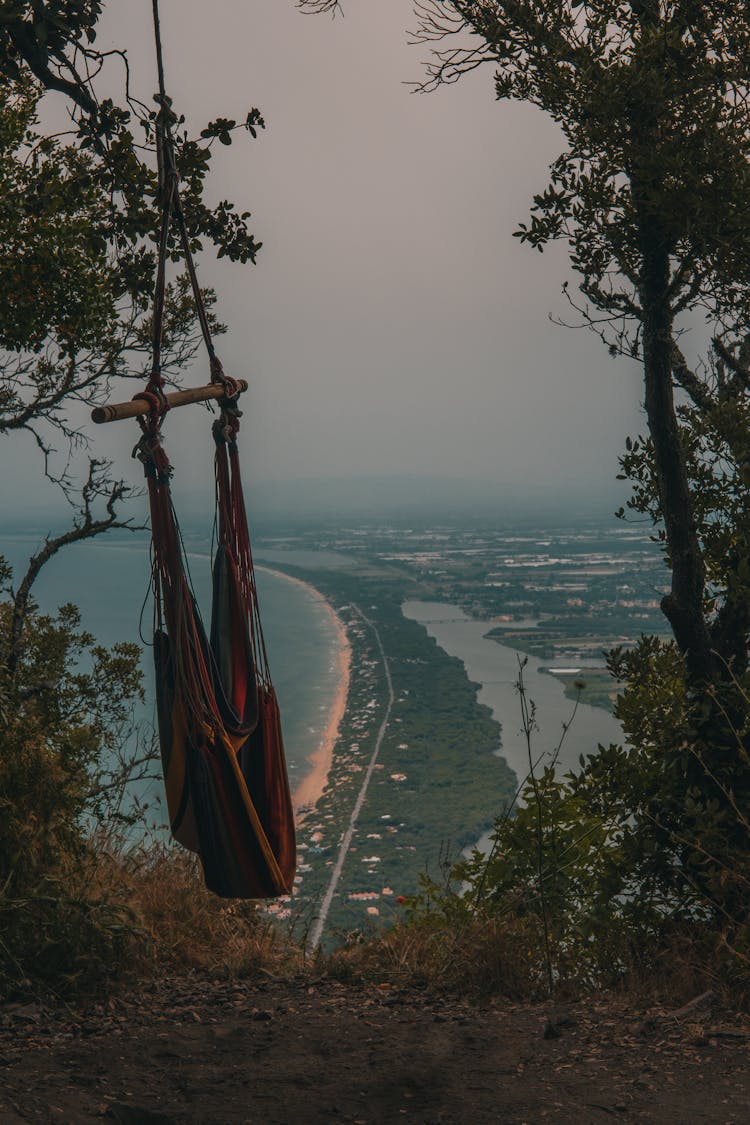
[1,974,748,1124]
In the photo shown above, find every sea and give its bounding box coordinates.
[1,529,342,814]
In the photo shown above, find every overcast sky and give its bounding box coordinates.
[8,0,651,519]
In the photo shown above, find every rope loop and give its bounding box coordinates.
[210,354,242,425]
[213,405,241,446]
[154,91,177,124]
[133,386,170,421]
[154,94,179,199]
[210,355,240,398]
[132,428,172,483]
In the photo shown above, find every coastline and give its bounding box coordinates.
[256,566,351,816]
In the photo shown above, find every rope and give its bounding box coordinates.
[152,0,167,104]
[148,0,232,400]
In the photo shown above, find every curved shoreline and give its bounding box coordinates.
[256,566,351,817]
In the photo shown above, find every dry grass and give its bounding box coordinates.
[1,836,306,1001]
[325,910,750,1008]
[11,834,748,1007]
[89,842,303,984]
[326,913,549,999]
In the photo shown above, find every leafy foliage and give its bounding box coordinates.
[0,591,149,997]
[0,3,264,272]
[0,84,116,354]
[0,76,231,500]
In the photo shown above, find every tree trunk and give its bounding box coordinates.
[623,0,713,686]
[637,221,715,684]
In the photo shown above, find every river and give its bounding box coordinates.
[402,600,623,787]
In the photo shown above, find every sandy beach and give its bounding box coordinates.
[256,566,351,815]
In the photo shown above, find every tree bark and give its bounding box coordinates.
[627,2,716,685]
[637,218,715,684]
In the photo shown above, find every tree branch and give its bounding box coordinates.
[5,460,140,679]
[296,0,343,12]
[713,338,750,395]
[671,345,714,412]
[8,21,98,120]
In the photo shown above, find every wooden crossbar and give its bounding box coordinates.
[91,379,248,424]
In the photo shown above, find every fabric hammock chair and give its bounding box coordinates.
[138,405,296,899]
[97,6,296,898]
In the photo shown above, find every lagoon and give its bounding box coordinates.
[402,600,623,786]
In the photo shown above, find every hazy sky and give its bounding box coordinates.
[8,0,651,517]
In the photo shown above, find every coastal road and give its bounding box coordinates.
[308,604,394,951]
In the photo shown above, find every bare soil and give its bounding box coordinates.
[1,975,748,1124]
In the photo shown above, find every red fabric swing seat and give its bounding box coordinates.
[139,404,296,898]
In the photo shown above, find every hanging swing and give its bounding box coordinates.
[92,2,296,899]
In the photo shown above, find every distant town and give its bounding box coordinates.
[257,517,670,714]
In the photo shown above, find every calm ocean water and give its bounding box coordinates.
[1,531,341,807]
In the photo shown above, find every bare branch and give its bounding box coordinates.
[410,2,495,93]
[672,345,714,412]
[5,461,142,679]
[296,0,343,13]
[713,337,750,395]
